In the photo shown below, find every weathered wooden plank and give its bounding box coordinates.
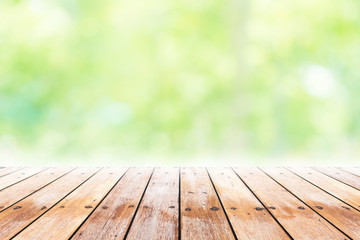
[339,167,360,177]
[313,167,360,190]
[0,167,47,191]
[181,167,235,240]
[207,167,289,240]
[13,167,128,240]
[233,167,349,240]
[0,167,74,212]
[126,167,179,240]
[0,167,23,178]
[71,167,153,240]
[262,167,360,239]
[0,167,101,240]
[288,167,360,210]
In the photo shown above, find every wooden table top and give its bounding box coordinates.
[0,166,359,239]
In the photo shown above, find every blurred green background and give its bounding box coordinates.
[1,0,359,164]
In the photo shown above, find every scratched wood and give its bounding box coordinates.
[207,167,289,239]
[339,167,360,177]
[0,167,24,178]
[181,167,235,239]
[125,167,179,240]
[0,167,47,191]
[313,167,360,190]
[233,167,349,240]
[0,167,100,239]
[14,168,128,240]
[0,167,74,212]
[262,167,360,239]
[288,167,360,210]
[71,167,153,240]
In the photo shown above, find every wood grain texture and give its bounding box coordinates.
[0,167,100,240]
[181,167,235,240]
[263,167,360,239]
[0,167,74,212]
[288,167,360,210]
[71,167,153,240]
[0,167,47,191]
[126,167,179,240]
[234,167,349,240]
[207,167,290,240]
[13,167,128,240]
[313,167,360,190]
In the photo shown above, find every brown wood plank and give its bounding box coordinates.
[0,167,74,211]
[313,167,360,190]
[288,167,360,210]
[233,167,349,240]
[0,167,101,240]
[13,167,128,240]
[126,167,179,240]
[0,167,47,190]
[71,167,153,240]
[339,167,360,177]
[262,167,360,239]
[207,167,289,240]
[0,167,23,178]
[181,167,235,240]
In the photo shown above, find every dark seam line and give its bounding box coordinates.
[178,167,181,240]
[260,168,353,240]
[123,167,155,240]
[311,167,360,191]
[206,167,238,240]
[0,168,50,192]
[0,167,77,213]
[9,167,104,239]
[336,167,360,178]
[285,167,360,212]
[231,167,293,240]
[0,167,26,179]
[68,167,130,239]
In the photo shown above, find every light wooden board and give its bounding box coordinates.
[0,167,74,212]
[313,167,360,190]
[0,167,24,178]
[262,167,360,239]
[339,167,360,177]
[207,167,289,240]
[71,167,153,240]
[125,167,179,240]
[288,167,360,210]
[13,167,128,240]
[234,167,349,240]
[181,167,235,240]
[0,167,47,191]
[0,167,101,240]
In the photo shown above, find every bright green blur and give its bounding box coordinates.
[0,0,359,162]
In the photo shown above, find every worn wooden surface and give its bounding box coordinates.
[0,167,359,239]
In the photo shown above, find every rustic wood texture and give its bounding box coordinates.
[0,167,101,240]
[71,167,153,240]
[181,167,235,239]
[287,167,360,210]
[126,167,179,240]
[234,167,349,240]
[263,167,360,239]
[0,167,359,239]
[207,167,289,240]
[313,167,360,190]
[0,167,74,212]
[14,167,128,240]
